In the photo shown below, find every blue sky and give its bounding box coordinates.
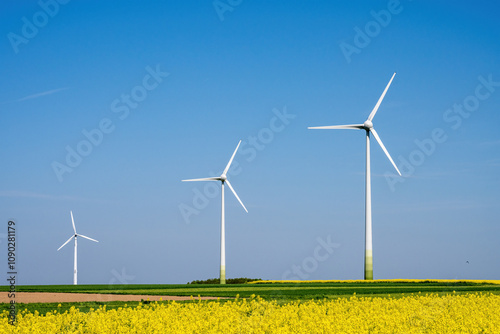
[1,0,499,285]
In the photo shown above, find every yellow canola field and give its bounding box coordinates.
[1,293,499,333]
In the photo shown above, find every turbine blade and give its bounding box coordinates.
[225,180,248,213]
[182,177,220,182]
[308,124,364,130]
[70,211,76,234]
[223,140,242,175]
[367,72,396,121]
[58,236,74,251]
[78,234,99,243]
[370,128,401,176]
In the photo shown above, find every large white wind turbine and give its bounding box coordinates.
[182,140,248,284]
[57,211,99,285]
[308,72,401,280]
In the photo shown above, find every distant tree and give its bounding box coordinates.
[187,278,262,284]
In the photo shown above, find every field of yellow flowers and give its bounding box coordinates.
[1,293,499,333]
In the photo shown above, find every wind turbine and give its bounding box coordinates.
[308,72,401,280]
[182,140,248,284]
[57,211,99,285]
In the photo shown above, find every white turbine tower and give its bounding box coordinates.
[182,140,248,284]
[308,72,401,280]
[57,211,99,285]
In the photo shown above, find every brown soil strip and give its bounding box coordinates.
[0,292,224,304]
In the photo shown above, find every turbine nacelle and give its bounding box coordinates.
[363,120,373,129]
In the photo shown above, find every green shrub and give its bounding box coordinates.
[188,278,262,284]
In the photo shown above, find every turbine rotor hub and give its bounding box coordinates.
[363,120,373,129]
[220,174,227,181]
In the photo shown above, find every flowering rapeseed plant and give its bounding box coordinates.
[1,293,499,333]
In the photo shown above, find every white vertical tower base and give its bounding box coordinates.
[74,236,78,285]
[365,131,373,280]
[220,182,226,284]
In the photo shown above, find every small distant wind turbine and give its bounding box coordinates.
[182,140,248,284]
[308,72,401,280]
[57,211,99,285]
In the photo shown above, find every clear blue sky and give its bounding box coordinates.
[1,0,499,285]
